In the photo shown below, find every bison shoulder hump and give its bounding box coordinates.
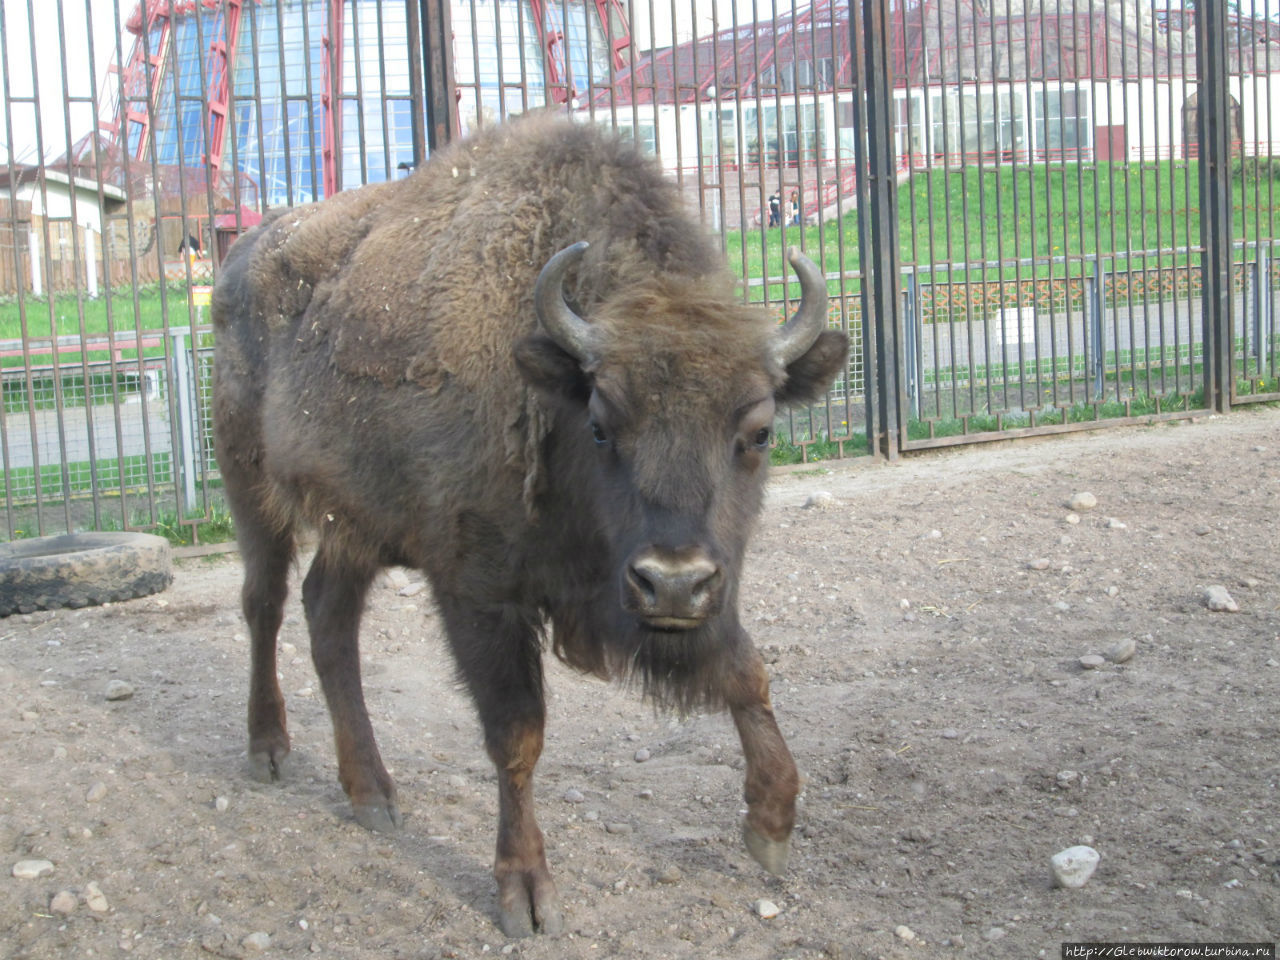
[246,184,395,326]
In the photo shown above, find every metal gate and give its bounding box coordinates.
[1,0,1276,541]
[865,0,1280,456]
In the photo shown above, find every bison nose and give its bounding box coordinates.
[624,546,723,629]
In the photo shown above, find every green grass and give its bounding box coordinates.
[726,158,1280,298]
[0,282,203,366]
[142,506,236,547]
[771,430,870,465]
[95,503,235,547]
[3,453,173,503]
[2,369,155,414]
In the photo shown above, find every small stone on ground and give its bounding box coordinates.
[1051,845,1101,888]
[12,859,54,880]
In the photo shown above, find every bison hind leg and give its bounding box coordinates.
[303,549,402,833]
[235,514,296,785]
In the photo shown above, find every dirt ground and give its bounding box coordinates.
[2,408,1278,959]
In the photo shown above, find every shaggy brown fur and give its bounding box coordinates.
[212,113,847,937]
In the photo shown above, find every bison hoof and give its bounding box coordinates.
[498,874,564,938]
[352,800,403,833]
[743,821,791,875]
[247,743,290,783]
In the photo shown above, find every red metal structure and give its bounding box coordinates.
[100,0,633,199]
[529,0,630,103]
[103,0,246,180]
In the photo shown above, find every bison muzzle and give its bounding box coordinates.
[212,114,848,938]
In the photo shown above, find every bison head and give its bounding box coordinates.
[514,243,847,700]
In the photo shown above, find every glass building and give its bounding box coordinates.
[104,0,628,216]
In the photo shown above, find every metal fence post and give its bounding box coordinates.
[860,0,904,459]
[1090,259,1105,401]
[417,0,456,151]
[1252,249,1270,379]
[903,270,919,418]
[169,329,198,518]
[1264,247,1276,374]
[1196,0,1234,413]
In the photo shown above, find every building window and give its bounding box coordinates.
[618,120,657,156]
[1034,87,1090,161]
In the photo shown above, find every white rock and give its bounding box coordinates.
[104,680,135,701]
[1106,517,1127,530]
[1065,513,1080,525]
[1051,845,1100,888]
[1028,558,1051,571]
[562,788,585,803]
[1078,654,1105,670]
[754,898,780,919]
[398,582,426,597]
[84,881,110,912]
[633,748,651,763]
[50,890,77,915]
[215,796,230,813]
[894,924,916,942]
[1204,585,1239,612]
[12,859,54,880]
[242,931,271,953]
[85,781,108,803]
[1068,491,1098,512]
[802,491,836,510]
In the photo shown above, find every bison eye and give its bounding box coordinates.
[590,421,609,446]
[753,427,771,449]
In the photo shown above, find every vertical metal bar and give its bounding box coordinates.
[51,0,103,530]
[405,0,428,165]
[903,269,919,418]
[1197,0,1233,413]
[169,330,197,515]
[419,0,456,148]
[1090,258,1104,400]
[0,0,23,536]
[862,0,902,458]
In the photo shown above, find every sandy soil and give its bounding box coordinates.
[2,408,1278,959]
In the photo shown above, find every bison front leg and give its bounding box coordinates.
[725,643,800,875]
[441,600,564,938]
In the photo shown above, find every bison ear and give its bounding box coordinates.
[514,335,591,406]
[774,330,849,408]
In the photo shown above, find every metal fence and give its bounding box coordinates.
[1,0,1277,540]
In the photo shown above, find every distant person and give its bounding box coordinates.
[178,231,202,259]
[767,192,781,227]
[788,190,800,226]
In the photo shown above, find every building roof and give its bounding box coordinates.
[594,0,1280,109]
[0,165,128,207]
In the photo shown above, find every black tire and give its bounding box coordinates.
[0,532,173,617]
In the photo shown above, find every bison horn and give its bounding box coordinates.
[774,246,829,367]
[535,241,595,362]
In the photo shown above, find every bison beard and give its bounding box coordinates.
[212,114,847,938]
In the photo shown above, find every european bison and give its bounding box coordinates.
[212,114,848,937]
